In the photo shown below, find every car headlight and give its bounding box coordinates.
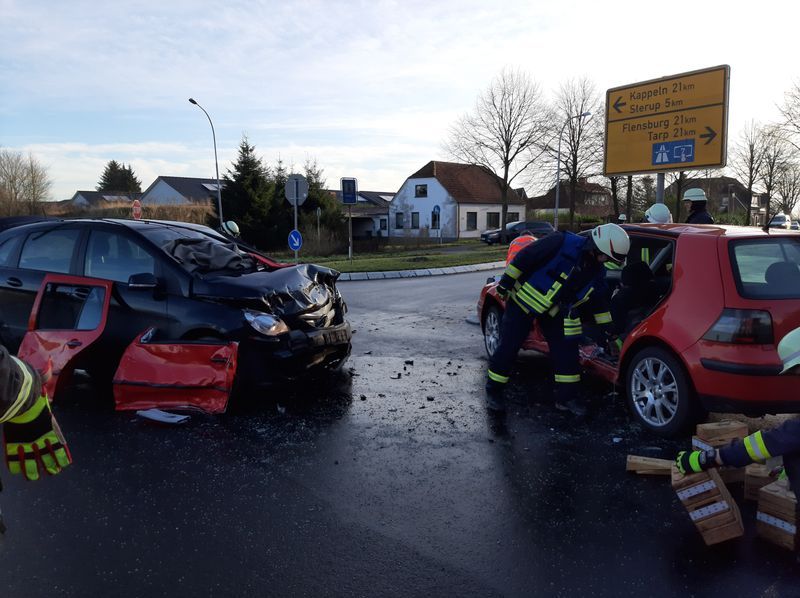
[244,309,289,336]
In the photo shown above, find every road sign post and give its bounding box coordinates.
[285,174,309,263]
[604,65,730,186]
[340,178,358,261]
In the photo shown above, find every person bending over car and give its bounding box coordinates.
[486,224,630,416]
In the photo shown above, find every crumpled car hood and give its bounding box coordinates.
[191,263,341,317]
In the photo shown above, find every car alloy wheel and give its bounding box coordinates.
[625,346,694,437]
[483,305,502,358]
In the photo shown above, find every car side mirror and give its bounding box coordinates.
[128,272,159,289]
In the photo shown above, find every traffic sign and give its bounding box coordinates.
[288,229,303,251]
[132,199,142,220]
[433,205,440,214]
[285,174,309,207]
[604,65,729,176]
[341,177,358,204]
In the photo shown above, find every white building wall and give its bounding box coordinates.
[141,180,190,205]
[389,177,525,239]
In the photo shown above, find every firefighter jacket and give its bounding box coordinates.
[719,418,800,468]
[498,231,612,325]
[0,346,41,424]
[686,208,714,224]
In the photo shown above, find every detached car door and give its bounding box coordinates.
[17,274,113,400]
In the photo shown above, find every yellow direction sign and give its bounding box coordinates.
[604,65,729,176]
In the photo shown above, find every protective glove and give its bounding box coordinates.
[4,395,71,481]
[603,332,623,357]
[675,448,717,475]
[495,284,511,300]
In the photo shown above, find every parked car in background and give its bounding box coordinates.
[477,223,800,437]
[0,218,351,411]
[480,220,554,244]
[791,221,799,231]
[769,213,792,229]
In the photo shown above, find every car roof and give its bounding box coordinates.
[621,223,800,239]
[0,217,217,235]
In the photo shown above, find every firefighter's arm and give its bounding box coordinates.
[718,419,800,468]
[0,348,71,480]
[497,233,563,297]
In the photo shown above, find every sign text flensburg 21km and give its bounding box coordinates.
[603,65,729,176]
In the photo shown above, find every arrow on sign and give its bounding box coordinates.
[699,126,717,145]
[613,96,626,113]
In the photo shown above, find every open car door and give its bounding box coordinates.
[112,327,238,414]
[17,274,113,400]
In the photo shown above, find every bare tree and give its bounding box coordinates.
[543,78,604,227]
[0,148,52,216]
[729,120,765,225]
[779,82,800,151]
[445,68,550,229]
[608,176,621,218]
[775,160,800,216]
[760,127,792,221]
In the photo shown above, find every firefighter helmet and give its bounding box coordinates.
[591,223,630,263]
[682,188,707,202]
[644,203,673,223]
[778,326,800,374]
[222,221,240,237]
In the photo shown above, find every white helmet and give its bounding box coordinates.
[222,220,240,237]
[618,214,627,222]
[591,223,630,263]
[683,188,707,202]
[778,326,800,374]
[644,203,673,224]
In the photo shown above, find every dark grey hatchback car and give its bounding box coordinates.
[0,218,351,392]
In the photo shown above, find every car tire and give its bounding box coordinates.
[624,346,696,438]
[483,304,503,358]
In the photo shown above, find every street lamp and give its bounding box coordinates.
[553,111,591,230]
[188,97,224,226]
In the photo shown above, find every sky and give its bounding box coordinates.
[1,0,798,201]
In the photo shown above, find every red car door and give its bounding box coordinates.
[17,274,113,400]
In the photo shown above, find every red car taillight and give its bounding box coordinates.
[701,309,773,344]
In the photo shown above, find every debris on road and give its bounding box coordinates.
[136,409,190,425]
[404,359,414,365]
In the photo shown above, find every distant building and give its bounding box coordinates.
[140,176,223,205]
[528,178,611,219]
[328,189,394,238]
[70,191,141,208]
[390,161,526,240]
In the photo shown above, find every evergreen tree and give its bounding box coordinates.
[96,160,142,193]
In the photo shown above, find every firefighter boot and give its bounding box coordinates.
[554,385,587,418]
[485,380,506,413]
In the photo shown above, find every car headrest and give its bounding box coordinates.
[621,261,654,287]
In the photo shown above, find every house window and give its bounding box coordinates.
[466,212,477,231]
[395,212,404,229]
[380,218,387,231]
[411,212,420,229]
[431,210,440,230]
[507,212,519,222]
[415,184,428,198]
[486,212,500,229]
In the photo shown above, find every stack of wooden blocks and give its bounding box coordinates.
[757,478,797,551]
[744,463,773,501]
[672,466,744,545]
[692,420,748,484]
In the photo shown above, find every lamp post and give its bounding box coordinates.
[188,98,224,226]
[553,111,591,230]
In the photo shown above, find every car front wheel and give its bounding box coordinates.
[625,346,695,437]
[483,304,503,358]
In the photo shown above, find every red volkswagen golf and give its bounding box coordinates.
[478,224,800,437]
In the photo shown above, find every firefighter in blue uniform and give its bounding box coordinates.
[486,223,630,415]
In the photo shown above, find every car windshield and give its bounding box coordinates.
[138,224,258,274]
[770,215,787,224]
[730,238,800,299]
[505,221,522,230]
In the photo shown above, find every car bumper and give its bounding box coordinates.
[239,321,352,385]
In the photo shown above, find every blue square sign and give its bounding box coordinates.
[341,178,358,204]
[652,139,695,166]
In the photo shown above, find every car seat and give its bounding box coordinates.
[765,261,800,295]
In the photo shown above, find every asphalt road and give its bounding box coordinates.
[1,270,798,597]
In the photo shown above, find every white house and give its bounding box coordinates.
[389,161,527,240]
[140,176,223,205]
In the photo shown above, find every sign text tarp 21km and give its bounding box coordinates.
[603,65,730,176]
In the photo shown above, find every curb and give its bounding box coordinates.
[337,261,505,282]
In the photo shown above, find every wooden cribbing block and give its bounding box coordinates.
[672,466,744,545]
[757,479,797,551]
[626,455,672,475]
[744,464,773,502]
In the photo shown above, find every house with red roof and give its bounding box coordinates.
[390,161,526,240]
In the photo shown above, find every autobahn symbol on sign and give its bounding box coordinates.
[604,65,729,176]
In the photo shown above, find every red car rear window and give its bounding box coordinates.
[730,238,800,299]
